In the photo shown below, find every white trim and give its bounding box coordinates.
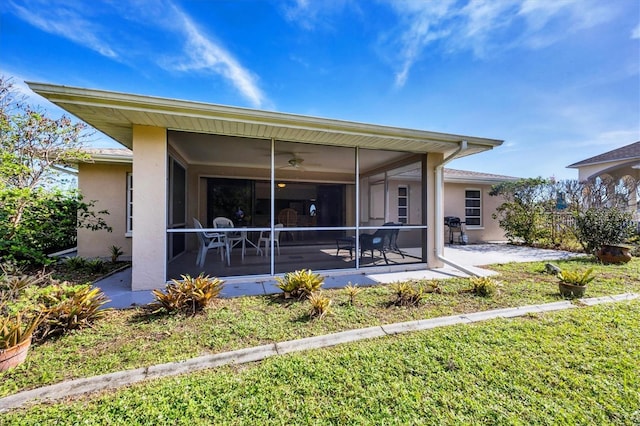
[126,172,133,235]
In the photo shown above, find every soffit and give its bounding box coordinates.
[28,82,502,159]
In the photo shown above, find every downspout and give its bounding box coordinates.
[434,140,479,277]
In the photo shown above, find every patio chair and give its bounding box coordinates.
[193,218,230,267]
[383,222,405,258]
[256,224,283,256]
[359,227,395,265]
[277,208,297,240]
[213,217,244,258]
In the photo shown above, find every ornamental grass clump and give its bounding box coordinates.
[151,274,224,315]
[276,269,324,299]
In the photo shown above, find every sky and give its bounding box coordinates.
[1,0,639,180]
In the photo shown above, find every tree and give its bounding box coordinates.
[489,177,552,245]
[0,76,110,266]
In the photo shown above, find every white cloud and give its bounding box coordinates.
[6,0,267,108]
[169,9,266,108]
[385,0,620,87]
[281,0,355,30]
[7,0,117,58]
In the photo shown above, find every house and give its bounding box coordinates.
[568,141,640,214]
[29,82,509,291]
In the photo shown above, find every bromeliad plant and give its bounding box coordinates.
[343,283,361,306]
[276,269,324,299]
[308,291,332,319]
[391,282,424,307]
[0,308,44,350]
[470,276,498,297]
[151,274,224,315]
[36,284,110,339]
[558,268,596,286]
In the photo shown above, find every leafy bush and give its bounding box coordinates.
[572,207,636,255]
[276,269,324,299]
[308,291,332,319]
[470,276,498,297]
[391,282,423,306]
[151,274,224,314]
[558,268,595,286]
[490,177,552,245]
[0,188,111,267]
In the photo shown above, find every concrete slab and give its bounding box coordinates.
[95,244,585,309]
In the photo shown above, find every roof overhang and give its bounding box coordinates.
[27,82,502,160]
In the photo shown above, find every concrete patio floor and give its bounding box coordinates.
[97,243,584,309]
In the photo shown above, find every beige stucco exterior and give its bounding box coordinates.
[131,125,167,290]
[29,82,505,291]
[77,162,132,258]
[443,183,505,243]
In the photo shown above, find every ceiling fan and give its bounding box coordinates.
[287,156,305,168]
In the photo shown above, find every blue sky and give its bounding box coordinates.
[1,0,638,180]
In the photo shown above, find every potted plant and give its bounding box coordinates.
[557,268,595,298]
[0,309,43,371]
[596,243,633,264]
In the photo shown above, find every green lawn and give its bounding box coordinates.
[3,300,639,424]
[0,259,640,423]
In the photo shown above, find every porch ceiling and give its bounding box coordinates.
[28,82,502,158]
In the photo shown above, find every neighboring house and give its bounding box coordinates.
[30,82,508,291]
[567,141,640,215]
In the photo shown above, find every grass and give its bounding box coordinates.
[1,257,639,417]
[3,301,639,424]
[0,259,640,423]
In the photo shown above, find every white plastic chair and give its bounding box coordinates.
[213,217,245,259]
[256,224,283,256]
[193,218,230,267]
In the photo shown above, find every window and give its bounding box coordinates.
[126,172,133,235]
[398,185,408,224]
[465,189,481,226]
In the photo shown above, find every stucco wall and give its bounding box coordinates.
[77,162,132,258]
[443,182,506,243]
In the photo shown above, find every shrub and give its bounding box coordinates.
[276,269,324,299]
[0,189,111,267]
[151,274,224,315]
[470,276,498,297]
[308,291,332,319]
[391,282,423,307]
[558,268,595,286]
[489,177,552,245]
[572,207,636,255]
